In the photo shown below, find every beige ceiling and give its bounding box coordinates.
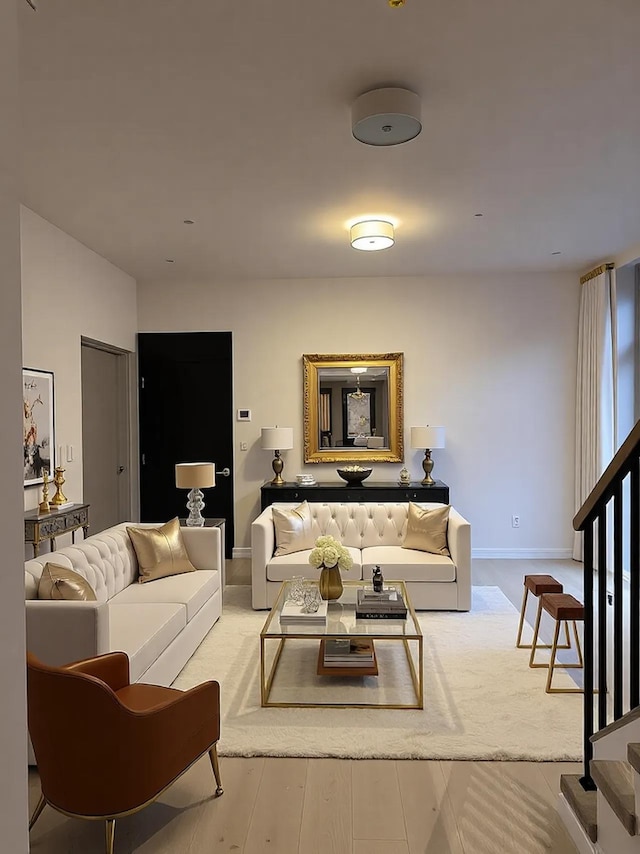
[18,0,640,281]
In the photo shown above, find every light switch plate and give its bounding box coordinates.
[237,409,251,421]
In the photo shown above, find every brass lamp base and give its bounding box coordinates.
[271,450,285,485]
[421,449,435,485]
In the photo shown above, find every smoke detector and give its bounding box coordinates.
[352,87,422,146]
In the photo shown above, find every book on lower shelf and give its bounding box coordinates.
[323,638,375,666]
[279,598,328,625]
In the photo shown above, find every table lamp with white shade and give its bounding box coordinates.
[261,427,294,485]
[175,462,216,526]
[410,426,446,485]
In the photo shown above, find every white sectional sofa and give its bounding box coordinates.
[24,521,223,687]
[251,502,471,611]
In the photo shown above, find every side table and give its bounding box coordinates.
[24,504,90,558]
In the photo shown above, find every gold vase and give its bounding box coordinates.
[318,565,343,601]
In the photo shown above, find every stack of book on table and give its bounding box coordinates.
[279,598,328,626]
[355,587,408,620]
[322,638,374,667]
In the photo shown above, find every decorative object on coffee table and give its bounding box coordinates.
[175,462,216,527]
[410,425,446,485]
[38,472,50,513]
[372,565,384,593]
[336,465,372,485]
[309,535,353,600]
[50,466,68,507]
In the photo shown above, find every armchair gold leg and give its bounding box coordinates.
[105,818,116,854]
[209,745,224,797]
[29,792,46,831]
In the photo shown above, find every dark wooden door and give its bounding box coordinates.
[137,332,234,557]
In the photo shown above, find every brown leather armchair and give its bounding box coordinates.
[27,651,223,854]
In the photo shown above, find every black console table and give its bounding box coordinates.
[260,480,449,511]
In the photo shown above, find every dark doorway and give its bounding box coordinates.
[137,332,234,557]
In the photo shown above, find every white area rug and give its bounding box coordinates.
[173,586,583,761]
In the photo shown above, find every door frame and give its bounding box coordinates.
[81,337,135,524]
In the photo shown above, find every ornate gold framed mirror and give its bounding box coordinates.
[303,353,404,463]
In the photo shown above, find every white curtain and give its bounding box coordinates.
[573,267,616,560]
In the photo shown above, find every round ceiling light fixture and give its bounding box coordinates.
[352,87,421,146]
[350,220,395,251]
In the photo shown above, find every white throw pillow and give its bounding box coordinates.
[273,501,314,556]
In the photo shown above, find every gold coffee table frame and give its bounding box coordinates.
[260,580,423,709]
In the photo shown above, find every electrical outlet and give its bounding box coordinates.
[240,441,248,451]
[512,515,520,528]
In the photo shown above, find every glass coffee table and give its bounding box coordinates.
[259,580,423,709]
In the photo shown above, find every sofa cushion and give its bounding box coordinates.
[267,546,363,582]
[110,570,219,621]
[402,503,450,556]
[361,546,456,583]
[127,517,196,583]
[273,501,314,556]
[38,563,97,601]
[109,602,186,683]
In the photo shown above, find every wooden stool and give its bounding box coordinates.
[529,593,584,693]
[516,574,568,649]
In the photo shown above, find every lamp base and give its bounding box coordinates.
[185,487,206,527]
[271,450,285,485]
[421,449,435,485]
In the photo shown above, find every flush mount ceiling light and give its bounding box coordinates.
[350,220,395,251]
[352,87,421,146]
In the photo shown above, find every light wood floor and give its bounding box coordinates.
[28,558,584,853]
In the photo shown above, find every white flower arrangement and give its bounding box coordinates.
[308,535,353,573]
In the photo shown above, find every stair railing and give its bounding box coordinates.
[573,418,640,790]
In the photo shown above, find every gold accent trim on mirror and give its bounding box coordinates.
[303,353,404,463]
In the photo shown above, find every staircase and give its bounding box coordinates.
[558,420,640,852]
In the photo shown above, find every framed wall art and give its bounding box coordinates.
[23,367,55,487]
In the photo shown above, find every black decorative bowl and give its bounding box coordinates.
[336,467,373,485]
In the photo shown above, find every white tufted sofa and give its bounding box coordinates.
[251,502,471,611]
[24,522,223,687]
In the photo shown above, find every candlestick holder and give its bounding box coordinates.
[50,466,68,507]
[39,472,51,513]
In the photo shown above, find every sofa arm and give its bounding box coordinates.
[180,525,222,572]
[251,507,275,609]
[448,509,472,611]
[26,600,110,667]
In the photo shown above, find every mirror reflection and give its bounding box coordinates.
[303,353,404,463]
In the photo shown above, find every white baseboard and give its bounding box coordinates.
[232,547,251,559]
[472,548,574,559]
[557,793,597,854]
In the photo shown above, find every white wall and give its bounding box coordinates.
[138,273,580,556]
[0,1,28,849]
[20,208,138,532]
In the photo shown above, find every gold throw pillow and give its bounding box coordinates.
[127,517,197,583]
[38,562,97,601]
[273,501,314,556]
[402,502,451,556]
